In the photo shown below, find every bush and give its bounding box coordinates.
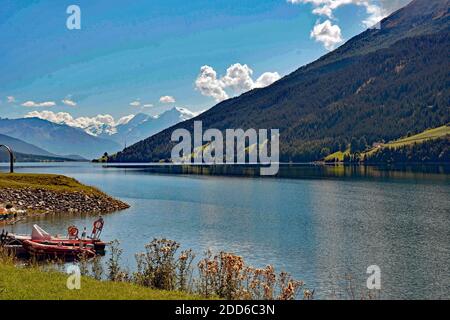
[197,251,307,300]
[133,239,195,292]
[107,240,128,282]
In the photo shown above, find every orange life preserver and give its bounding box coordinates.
[68,226,79,238]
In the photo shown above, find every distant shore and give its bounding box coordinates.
[0,173,129,220]
[101,162,450,179]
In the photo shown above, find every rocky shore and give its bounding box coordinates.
[0,173,129,217]
[0,187,129,215]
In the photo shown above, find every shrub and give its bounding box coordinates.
[133,238,194,291]
[107,240,128,282]
[197,251,308,300]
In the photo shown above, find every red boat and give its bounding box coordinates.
[1,219,107,260]
[4,219,107,252]
[22,239,96,258]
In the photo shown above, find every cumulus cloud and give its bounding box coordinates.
[221,63,255,93]
[159,96,176,104]
[24,110,135,136]
[26,110,111,128]
[7,96,15,103]
[195,66,229,102]
[62,99,77,107]
[142,104,154,108]
[195,63,281,102]
[21,101,56,108]
[288,0,383,24]
[254,72,282,88]
[310,20,343,50]
[288,0,412,49]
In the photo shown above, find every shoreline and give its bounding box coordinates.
[100,162,450,180]
[0,173,129,221]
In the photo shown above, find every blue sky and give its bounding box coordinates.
[0,0,410,122]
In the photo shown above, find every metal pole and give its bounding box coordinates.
[10,150,13,173]
[0,145,14,173]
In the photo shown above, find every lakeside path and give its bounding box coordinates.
[0,173,129,217]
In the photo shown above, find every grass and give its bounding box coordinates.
[324,150,350,162]
[379,125,449,148]
[0,173,102,195]
[324,125,449,161]
[362,125,449,157]
[0,263,203,300]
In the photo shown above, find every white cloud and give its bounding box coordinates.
[24,110,130,136]
[159,96,176,104]
[195,63,281,102]
[142,104,154,108]
[288,0,412,49]
[62,99,77,107]
[129,100,141,107]
[288,0,382,23]
[24,108,197,136]
[254,72,282,88]
[195,65,229,102]
[221,63,255,92]
[21,101,56,108]
[310,20,343,50]
[7,96,15,103]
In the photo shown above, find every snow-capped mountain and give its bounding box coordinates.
[109,107,198,147]
[0,117,122,159]
[25,107,198,148]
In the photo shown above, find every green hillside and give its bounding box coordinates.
[325,125,450,162]
[379,125,449,148]
[363,125,449,156]
[109,0,450,164]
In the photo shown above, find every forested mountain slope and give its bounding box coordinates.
[110,0,449,163]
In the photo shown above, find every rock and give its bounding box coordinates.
[0,186,129,216]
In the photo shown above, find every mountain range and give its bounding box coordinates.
[0,118,121,160]
[109,0,450,163]
[0,133,81,162]
[97,107,197,147]
[0,107,196,160]
[0,133,57,158]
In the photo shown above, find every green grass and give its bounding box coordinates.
[324,150,350,162]
[324,125,449,161]
[0,173,102,195]
[0,263,203,300]
[363,125,449,157]
[382,125,449,147]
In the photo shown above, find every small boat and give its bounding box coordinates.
[22,240,96,259]
[5,220,107,252]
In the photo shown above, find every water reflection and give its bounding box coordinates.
[1,162,449,299]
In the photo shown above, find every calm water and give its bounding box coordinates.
[2,163,449,299]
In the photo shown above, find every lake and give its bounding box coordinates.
[2,163,449,299]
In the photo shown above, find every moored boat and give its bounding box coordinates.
[22,239,96,258]
[4,219,107,251]
[1,218,107,258]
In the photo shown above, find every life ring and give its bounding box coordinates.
[68,226,79,238]
[92,219,104,234]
